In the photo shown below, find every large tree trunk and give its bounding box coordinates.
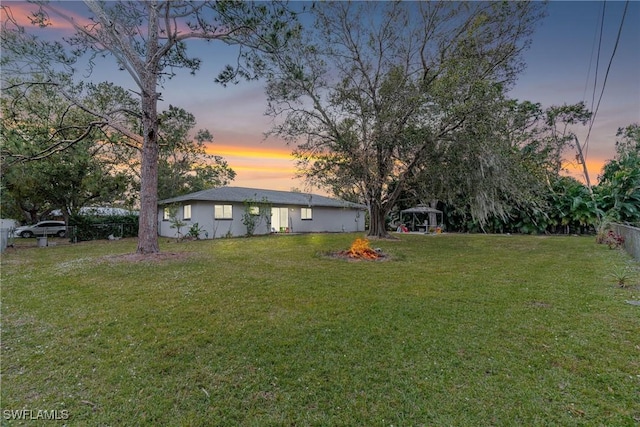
[136,4,161,254]
[136,90,160,254]
[367,200,391,238]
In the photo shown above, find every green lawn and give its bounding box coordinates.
[2,233,639,426]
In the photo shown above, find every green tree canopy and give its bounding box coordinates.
[261,1,546,237]
[1,76,134,223]
[157,105,236,200]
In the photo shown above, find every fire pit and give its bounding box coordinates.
[336,238,385,260]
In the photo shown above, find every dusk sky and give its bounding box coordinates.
[3,1,639,193]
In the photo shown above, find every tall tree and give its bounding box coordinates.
[157,106,236,200]
[1,1,297,253]
[544,102,593,188]
[410,95,548,225]
[262,1,545,237]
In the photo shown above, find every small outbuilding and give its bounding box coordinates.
[158,186,366,239]
[400,205,443,233]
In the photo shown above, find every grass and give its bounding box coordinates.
[2,233,639,426]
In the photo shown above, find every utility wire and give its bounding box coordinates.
[583,0,630,160]
[589,2,606,117]
[582,4,602,103]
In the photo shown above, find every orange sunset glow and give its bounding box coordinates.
[204,143,306,191]
[206,144,294,161]
[563,158,608,185]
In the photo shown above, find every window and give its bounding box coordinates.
[249,206,259,215]
[215,204,233,219]
[163,207,170,221]
[301,207,313,220]
[183,204,192,220]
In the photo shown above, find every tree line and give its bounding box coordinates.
[0,79,235,225]
[437,123,639,233]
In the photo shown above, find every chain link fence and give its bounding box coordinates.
[69,222,138,242]
[1,222,139,250]
[2,226,71,250]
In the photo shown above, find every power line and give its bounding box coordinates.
[584,0,629,160]
[582,3,603,103]
[588,1,606,115]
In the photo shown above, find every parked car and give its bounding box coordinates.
[14,221,67,238]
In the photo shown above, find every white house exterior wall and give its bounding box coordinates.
[290,206,364,233]
[158,202,365,239]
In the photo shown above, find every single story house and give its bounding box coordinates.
[158,187,367,239]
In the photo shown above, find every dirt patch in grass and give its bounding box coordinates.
[326,237,391,261]
[528,300,552,308]
[324,250,391,262]
[102,251,195,263]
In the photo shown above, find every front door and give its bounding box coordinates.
[271,207,289,232]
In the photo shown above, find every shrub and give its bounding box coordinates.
[596,229,625,249]
[187,223,205,240]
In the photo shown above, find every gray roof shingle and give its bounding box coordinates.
[159,187,366,209]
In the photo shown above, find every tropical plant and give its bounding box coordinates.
[166,205,187,242]
[595,124,640,225]
[546,176,600,233]
[596,229,625,250]
[187,223,205,240]
[441,175,601,235]
[609,265,635,288]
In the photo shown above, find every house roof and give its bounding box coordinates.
[159,187,366,210]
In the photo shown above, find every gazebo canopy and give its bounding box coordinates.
[400,206,442,214]
[399,205,443,232]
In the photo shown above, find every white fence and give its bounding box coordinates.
[611,223,640,261]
